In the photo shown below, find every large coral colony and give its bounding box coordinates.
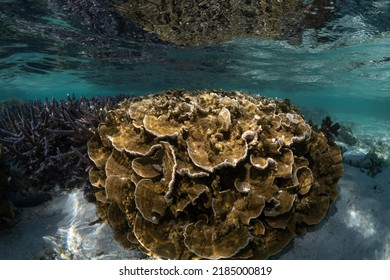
[88,89,343,259]
[0,89,343,259]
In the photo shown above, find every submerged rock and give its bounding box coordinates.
[87,89,344,259]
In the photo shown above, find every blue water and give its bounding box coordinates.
[1,1,390,134]
[1,0,390,261]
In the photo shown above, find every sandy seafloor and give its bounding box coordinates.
[1,118,389,260]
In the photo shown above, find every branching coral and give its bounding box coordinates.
[88,89,343,259]
[0,94,130,192]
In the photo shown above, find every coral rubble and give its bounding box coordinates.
[88,89,344,259]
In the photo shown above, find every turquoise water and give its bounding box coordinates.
[0,0,389,150]
[1,1,389,130]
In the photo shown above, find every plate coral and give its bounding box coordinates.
[88,89,343,259]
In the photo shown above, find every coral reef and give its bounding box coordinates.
[88,89,343,259]
[0,94,131,195]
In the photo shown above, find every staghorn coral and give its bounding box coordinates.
[0,94,131,194]
[88,89,343,259]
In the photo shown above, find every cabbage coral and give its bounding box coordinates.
[88,89,343,259]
